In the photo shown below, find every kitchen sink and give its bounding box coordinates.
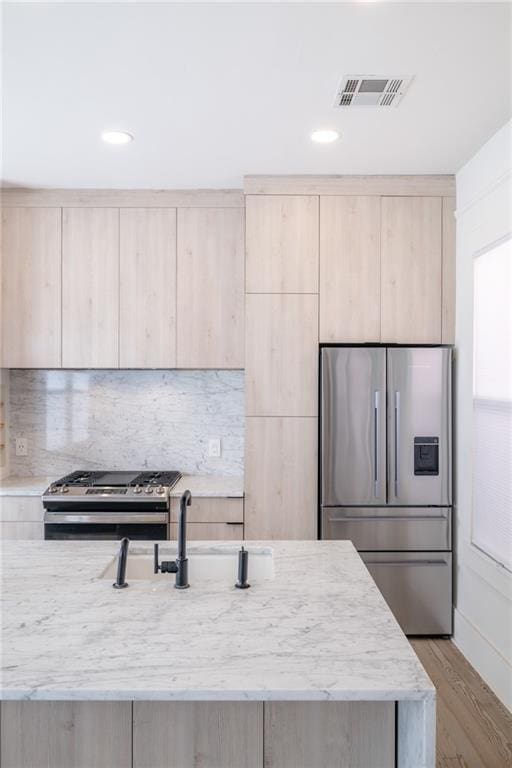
[101,546,275,585]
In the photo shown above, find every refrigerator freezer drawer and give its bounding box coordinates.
[360,552,453,636]
[321,507,451,551]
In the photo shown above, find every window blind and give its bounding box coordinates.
[472,237,512,571]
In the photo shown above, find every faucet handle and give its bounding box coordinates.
[153,543,178,575]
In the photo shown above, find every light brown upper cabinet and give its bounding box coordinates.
[246,293,318,417]
[245,195,319,293]
[320,196,381,342]
[381,197,442,344]
[442,197,456,344]
[1,207,62,367]
[177,208,244,368]
[120,208,177,368]
[62,208,120,368]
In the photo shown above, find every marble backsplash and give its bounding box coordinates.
[8,370,244,477]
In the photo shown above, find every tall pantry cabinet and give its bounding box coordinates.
[244,176,456,540]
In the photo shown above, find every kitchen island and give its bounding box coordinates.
[1,540,435,767]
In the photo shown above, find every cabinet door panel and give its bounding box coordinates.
[120,208,176,367]
[170,522,243,540]
[320,196,380,342]
[1,701,131,768]
[1,207,61,367]
[133,702,262,768]
[381,197,442,343]
[170,497,243,523]
[62,208,119,367]
[177,208,244,368]
[442,196,456,344]
[246,195,319,293]
[246,294,318,417]
[0,522,43,540]
[245,417,317,539]
[265,701,394,768]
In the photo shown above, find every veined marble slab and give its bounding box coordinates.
[8,369,244,477]
[1,540,434,704]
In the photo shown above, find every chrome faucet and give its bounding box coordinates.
[154,489,192,589]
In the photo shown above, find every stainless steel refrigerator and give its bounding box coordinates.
[320,346,452,635]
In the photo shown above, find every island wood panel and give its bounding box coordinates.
[0,701,132,768]
[442,197,456,344]
[246,294,319,417]
[177,208,244,368]
[264,701,395,768]
[320,195,381,342]
[170,497,243,523]
[245,195,319,293]
[62,208,119,367]
[170,522,244,540]
[119,208,177,367]
[1,207,62,368]
[245,417,317,539]
[0,521,43,539]
[133,702,263,768]
[381,196,442,344]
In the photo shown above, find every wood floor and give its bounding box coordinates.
[411,639,512,768]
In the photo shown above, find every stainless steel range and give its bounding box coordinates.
[43,470,181,540]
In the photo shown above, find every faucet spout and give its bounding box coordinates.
[176,490,192,589]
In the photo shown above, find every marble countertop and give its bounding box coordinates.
[0,474,243,498]
[1,539,434,702]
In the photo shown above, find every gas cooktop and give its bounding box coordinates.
[42,470,182,502]
[51,470,181,488]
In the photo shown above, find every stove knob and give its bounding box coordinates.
[59,485,69,494]
[144,486,153,494]
[133,485,142,494]
[156,486,165,495]
[49,485,58,494]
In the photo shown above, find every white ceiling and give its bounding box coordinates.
[2,2,511,189]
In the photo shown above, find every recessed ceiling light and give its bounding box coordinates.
[101,130,133,145]
[311,129,340,144]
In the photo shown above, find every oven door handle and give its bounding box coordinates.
[44,511,169,525]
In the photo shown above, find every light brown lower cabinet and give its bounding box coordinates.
[0,521,43,540]
[1,700,394,768]
[170,522,244,540]
[133,702,263,768]
[264,701,395,768]
[0,701,132,768]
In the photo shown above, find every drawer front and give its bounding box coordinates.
[170,522,244,541]
[321,507,451,551]
[361,551,452,635]
[0,496,44,522]
[0,522,44,540]
[171,497,243,524]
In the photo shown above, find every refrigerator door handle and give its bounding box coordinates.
[363,558,449,566]
[374,391,380,498]
[394,391,400,498]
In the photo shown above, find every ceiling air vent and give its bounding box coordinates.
[334,75,413,108]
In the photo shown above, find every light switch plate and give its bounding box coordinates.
[208,438,221,458]
[15,437,28,456]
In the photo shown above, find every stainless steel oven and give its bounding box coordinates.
[43,470,180,540]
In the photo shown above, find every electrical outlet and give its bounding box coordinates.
[15,437,28,457]
[208,438,221,458]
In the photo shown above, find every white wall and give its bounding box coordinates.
[455,120,512,710]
